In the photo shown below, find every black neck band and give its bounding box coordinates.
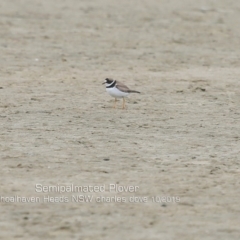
[106,81,116,88]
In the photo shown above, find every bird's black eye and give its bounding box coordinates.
[105,78,112,84]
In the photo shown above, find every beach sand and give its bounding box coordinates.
[0,0,240,239]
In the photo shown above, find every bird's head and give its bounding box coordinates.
[102,78,114,85]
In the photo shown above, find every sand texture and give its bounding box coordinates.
[0,0,240,239]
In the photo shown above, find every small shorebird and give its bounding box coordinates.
[102,78,140,109]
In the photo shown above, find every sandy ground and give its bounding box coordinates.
[0,0,240,239]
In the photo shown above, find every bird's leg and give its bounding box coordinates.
[122,98,125,109]
[113,98,117,108]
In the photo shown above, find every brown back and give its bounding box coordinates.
[115,80,130,93]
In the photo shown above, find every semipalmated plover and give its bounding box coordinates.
[102,78,140,109]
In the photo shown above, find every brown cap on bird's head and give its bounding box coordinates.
[103,78,114,84]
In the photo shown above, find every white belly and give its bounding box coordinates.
[106,87,128,98]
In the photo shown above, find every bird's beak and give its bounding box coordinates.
[102,82,105,84]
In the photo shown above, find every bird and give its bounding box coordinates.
[102,78,140,109]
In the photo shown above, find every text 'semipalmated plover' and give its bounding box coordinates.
[102,78,140,109]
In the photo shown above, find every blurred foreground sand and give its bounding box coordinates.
[0,0,240,239]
